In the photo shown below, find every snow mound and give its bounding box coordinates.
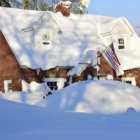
[46,80,140,114]
[0,91,46,107]
[0,81,49,107]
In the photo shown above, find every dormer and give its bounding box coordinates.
[100,18,135,50]
[33,12,62,48]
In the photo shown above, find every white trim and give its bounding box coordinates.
[97,56,100,64]
[4,80,12,92]
[100,32,112,37]
[122,18,134,34]
[22,27,34,32]
[47,11,62,30]
[111,18,134,35]
[45,78,66,90]
[45,78,66,82]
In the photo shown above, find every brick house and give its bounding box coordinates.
[0,7,140,93]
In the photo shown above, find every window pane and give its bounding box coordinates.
[8,83,12,91]
[118,38,124,44]
[54,82,57,86]
[47,82,58,91]
[125,81,132,84]
[43,34,50,41]
[118,45,125,49]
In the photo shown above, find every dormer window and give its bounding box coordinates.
[42,34,50,45]
[118,38,125,49]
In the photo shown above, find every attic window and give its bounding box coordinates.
[118,38,125,49]
[42,34,50,45]
[43,34,50,41]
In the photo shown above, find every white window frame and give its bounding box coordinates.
[4,80,12,92]
[118,37,125,49]
[45,78,66,91]
[122,77,136,86]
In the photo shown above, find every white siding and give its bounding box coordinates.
[34,13,60,48]
[111,20,133,50]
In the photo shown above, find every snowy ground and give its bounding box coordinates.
[0,98,140,140]
[0,80,140,140]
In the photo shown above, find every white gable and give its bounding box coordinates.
[33,12,61,48]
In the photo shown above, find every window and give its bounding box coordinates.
[42,34,50,45]
[125,81,132,84]
[4,80,12,92]
[43,34,50,41]
[118,38,124,45]
[47,82,58,90]
[45,78,66,90]
[122,77,136,86]
[118,38,125,49]
[8,83,12,91]
[118,45,125,49]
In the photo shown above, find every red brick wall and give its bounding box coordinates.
[98,53,115,77]
[1,28,140,92]
[21,67,70,85]
[21,68,43,83]
[68,66,97,84]
[0,30,22,92]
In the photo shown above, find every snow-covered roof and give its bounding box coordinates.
[0,7,140,70]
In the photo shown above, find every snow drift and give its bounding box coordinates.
[46,80,140,114]
[1,97,140,140]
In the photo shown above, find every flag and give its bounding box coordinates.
[104,46,123,76]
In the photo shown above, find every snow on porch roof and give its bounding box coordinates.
[0,7,135,70]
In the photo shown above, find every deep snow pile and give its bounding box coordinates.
[0,91,46,106]
[0,96,140,140]
[1,80,140,139]
[0,81,47,107]
[46,80,140,113]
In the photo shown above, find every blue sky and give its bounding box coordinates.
[88,0,140,27]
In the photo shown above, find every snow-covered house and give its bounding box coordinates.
[0,6,140,93]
